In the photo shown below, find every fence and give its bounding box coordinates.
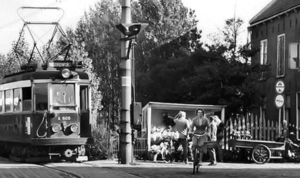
[223,113,288,151]
[111,137,148,160]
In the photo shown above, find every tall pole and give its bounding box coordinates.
[120,0,132,164]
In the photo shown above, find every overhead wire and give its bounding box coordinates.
[0,1,58,31]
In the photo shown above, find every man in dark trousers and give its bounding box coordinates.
[208,115,221,166]
[173,111,190,164]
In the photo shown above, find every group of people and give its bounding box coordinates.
[169,108,221,166]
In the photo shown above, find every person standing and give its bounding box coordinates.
[172,111,190,164]
[208,115,221,166]
[191,108,210,166]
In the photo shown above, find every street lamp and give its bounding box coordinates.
[116,23,148,58]
[116,23,148,38]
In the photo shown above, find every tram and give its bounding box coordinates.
[0,7,92,162]
[0,61,92,162]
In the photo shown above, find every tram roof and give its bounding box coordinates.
[0,70,89,84]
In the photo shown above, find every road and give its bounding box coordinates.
[1,157,300,178]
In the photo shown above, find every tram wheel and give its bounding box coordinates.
[252,144,271,164]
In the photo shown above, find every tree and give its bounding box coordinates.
[134,15,264,118]
[5,35,32,75]
[132,0,199,70]
[70,0,122,128]
[0,54,7,78]
[189,17,264,117]
[135,28,202,105]
[208,17,244,61]
[131,0,201,104]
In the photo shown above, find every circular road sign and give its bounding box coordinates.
[275,80,285,94]
[275,94,284,108]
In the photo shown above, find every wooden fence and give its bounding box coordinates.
[223,113,287,151]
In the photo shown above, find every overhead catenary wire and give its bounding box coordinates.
[0,1,58,30]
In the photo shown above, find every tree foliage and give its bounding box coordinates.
[67,0,122,128]
[136,15,265,118]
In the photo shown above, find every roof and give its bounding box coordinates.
[0,70,89,84]
[143,102,226,113]
[250,0,300,25]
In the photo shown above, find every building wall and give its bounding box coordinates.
[250,11,300,140]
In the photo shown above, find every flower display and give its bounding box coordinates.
[232,130,252,140]
[149,126,179,159]
[148,144,162,154]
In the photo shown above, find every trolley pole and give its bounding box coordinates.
[119,0,132,164]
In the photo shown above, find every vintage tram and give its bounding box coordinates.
[0,61,92,162]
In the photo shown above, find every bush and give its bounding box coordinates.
[87,124,119,160]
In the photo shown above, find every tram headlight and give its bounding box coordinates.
[70,124,78,133]
[51,124,61,133]
[61,68,71,78]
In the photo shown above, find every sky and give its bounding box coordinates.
[0,0,273,54]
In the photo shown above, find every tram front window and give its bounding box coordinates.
[35,84,48,111]
[52,84,75,110]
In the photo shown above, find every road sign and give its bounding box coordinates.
[275,94,284,108]
[275,80,285,94]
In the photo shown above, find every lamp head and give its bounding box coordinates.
[116,23,148,37]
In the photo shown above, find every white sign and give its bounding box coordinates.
[275,94,284,108]
[275,80,285,94]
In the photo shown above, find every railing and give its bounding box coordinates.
[111,137,148,160]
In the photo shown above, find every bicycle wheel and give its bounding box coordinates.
[193,149,199,174]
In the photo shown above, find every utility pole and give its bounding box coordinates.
[119,0,132,164]
[116,0,147,164]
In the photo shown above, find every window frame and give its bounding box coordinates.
[13,88,22,112]
[80,85,89,112]
[34,83,49,111]
[277,34,285,77]
[260,39,268,65]
[296,92,300,141]
[22,87,32,111]
[0,91,3,113]
[4,89,13,112]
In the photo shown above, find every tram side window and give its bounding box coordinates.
[80,86,89,112]
[5,90,12,112]
[22,87,32,111]
[13,88,21,112]
[0,91,3,113]
[34,84,48,111]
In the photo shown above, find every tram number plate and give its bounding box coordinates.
[58,116,71,121]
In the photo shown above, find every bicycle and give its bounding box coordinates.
[191,132,209,174]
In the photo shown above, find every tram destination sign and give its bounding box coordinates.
[48,61,73,68]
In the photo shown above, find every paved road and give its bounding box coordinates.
[1,157,300,178]
[86,160,300,178]
[48,160,300,178]
[0,157,76,178]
